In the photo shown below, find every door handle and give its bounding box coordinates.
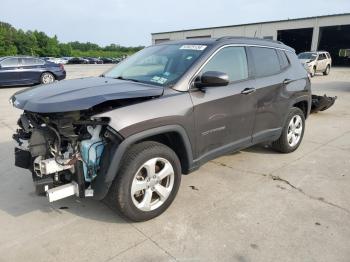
[283,79,293,85]
[241,87,256,95]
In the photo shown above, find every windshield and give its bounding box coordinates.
[103,44,208,86]
[298,52,317,60]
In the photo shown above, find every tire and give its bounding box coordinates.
[272,107,305,153]
[310,67,316,77]
[105,141,182,222]
[40,72,55,84]
[323,65,330,75]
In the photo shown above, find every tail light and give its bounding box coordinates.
[59,64,64,71]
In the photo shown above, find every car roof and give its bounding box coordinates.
[156,37,295,52]
[0,56,40,60]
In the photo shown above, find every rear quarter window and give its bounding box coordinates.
[276,50,290,70]
[250,47,281,77]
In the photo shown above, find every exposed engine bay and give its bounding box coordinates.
[13,110,119,202]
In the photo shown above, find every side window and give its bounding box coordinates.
[22,58,44,66]
[318,54,326,60]
[0,58,19,67]
[276,50,290,70]
[250,47,281,77]
[22,58,35,66]
[200,47,248,82]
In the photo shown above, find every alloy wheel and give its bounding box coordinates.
[42,73,54,84]
[131,157,175,211]
[287,115,303,147]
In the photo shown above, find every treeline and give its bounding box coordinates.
[0,21,144,58]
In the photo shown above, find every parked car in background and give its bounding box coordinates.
[10,37,311,221]
[298,51,332,77]
[100,57,114,64]
[68,57,89,64]
[0,56,66,86]
[86,57,103,64]
[112,57,122,63]
[41,57,66,64]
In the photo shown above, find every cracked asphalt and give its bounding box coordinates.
[0,65,349,262]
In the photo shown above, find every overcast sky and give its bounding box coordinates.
[1,0,349,47]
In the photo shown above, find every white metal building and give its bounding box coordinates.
[152,13,350,65]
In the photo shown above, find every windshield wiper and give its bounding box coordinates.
[115,76,140,82]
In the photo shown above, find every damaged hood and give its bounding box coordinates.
[10,77,164,113]
[299,59,313,65]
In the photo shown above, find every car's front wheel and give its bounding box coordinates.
[40,72,55,84]
[272,107,305,153]
[105,141,181,222]
[310,66,316,77]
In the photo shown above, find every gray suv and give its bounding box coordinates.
[11,37,311,221]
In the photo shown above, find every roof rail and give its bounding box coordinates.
[215,36,284,45]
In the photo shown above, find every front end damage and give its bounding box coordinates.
[13,111,120,202]
[9,77,164,202]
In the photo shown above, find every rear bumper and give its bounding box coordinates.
[55,70,66,81]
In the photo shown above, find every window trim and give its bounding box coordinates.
[189,44,293,89]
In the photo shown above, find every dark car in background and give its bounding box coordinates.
[0,56,66,86]
[68,57,89,64]
[86,57,103,64]
[100,57,114,64]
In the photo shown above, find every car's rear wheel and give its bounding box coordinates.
[40,72,55,84]
[272,107,305,153]
[323,65,330,75]
[105,141,181,222]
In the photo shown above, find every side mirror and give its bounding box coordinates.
[195,71,229,90]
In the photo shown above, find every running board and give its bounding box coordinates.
[46,182,95,202]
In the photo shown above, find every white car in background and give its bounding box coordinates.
[298,51,332,77]
[44,57,68,64]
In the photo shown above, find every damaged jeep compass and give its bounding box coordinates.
[10,37,311,221]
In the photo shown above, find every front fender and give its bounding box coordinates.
[92,125,194,200]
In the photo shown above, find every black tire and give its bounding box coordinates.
[40,72,55,84]
[310,66,316,77]
[323,65,330,75]
[105,141,182,222]
[272,107,305,153]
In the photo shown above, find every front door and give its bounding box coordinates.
[190,46,256,160]
[0,58,20,86]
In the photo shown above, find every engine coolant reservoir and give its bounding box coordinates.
[80,125,104,182]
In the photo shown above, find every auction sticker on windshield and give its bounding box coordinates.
[180,45,207,51]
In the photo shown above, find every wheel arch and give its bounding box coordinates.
[293,100,309,119]
[92,125,194,200]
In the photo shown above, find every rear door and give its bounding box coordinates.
[190,46,256,159]
[19,58,45,83]
[0,58,20,86]
[248,46,289,143]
